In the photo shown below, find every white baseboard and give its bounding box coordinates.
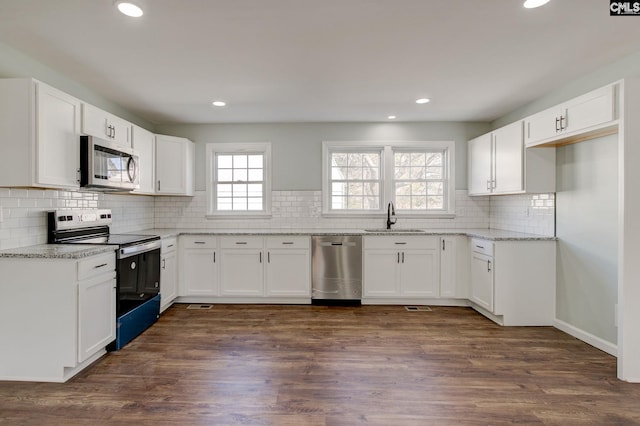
[553,318,618,357]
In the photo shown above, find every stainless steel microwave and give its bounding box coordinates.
[80,136,140,191]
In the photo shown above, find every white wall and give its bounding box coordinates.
[154,122,490,191]
[556,135,618,345]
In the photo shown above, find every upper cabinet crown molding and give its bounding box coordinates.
[0,78,82,189]
[524,84,618,148]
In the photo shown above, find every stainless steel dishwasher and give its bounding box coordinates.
[311,235,362,304]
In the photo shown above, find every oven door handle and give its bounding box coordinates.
[118,240,162,259]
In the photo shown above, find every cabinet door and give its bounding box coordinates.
[78,273,116,363]
[439,237,457,298]
[468,133,493,195]
[132,125,155,194]
[470,252,494,312]
[564,85,615,134]
[220,250,264,296]
[35,82,81,188]
[156,135,194,195]
[109,114,132,147]
[524,105,560,146]
[493,121,523,194]
[160,249,178,311]
[265,249,311,297]
[400,249,439,297]
[181,248,218,296]
[363,250,400,297]
[81,103,131,147]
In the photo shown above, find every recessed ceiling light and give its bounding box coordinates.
[212,101,227,107]
[415,98,430,104]
[115,1,144,17]
[523,0,550,8]
[388,115,397,120]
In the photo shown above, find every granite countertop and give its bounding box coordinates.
[0,244,116,259]
[131,228,556,241]
[0,228,554,259]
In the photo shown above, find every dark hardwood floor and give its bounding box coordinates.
[1,304,639,425]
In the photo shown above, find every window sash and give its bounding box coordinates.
[328,150,382,211]
[392,149,447,211]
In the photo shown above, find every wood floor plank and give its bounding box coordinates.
[1,304,639,425]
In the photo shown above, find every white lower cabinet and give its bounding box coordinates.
[440,236,468,298]
[179,235,218,296]
[363,236,440,300]
[265,236,311,297]
[177,235,311,302]
[469,238,556,326]
[0,251,116,382]
[220,237,264,297]
[160,237,178,312]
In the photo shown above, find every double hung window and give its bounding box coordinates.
[206,143,271,217]
[323,141,454,216]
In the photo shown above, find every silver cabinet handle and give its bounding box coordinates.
[442,240,445,251]
[93,263,108,269]
[397,252,400,263]
[555,116,561,132]
[487,260,492,272]
[235,242,247,245]
[394,242,407,245]
[268,252,270,263]
[213,252,216,263]
[402,252,405,263]
[167,244,174,248]
[157,180,161,191]
[194,241,206,244]
[560,114,567,130]
[281,242,294,245]
[259,252,262,263]
[162,259,166,269]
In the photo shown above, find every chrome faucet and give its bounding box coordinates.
[386,202,397,229]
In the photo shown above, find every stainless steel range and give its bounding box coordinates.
[48,209,161,350]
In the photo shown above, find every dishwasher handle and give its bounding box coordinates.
[319,242,357,247]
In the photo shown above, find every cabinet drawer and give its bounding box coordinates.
[162,237,177,253]
[78,252,116,281]
[364,235,438,250]
[180,235,217,249]
[220,236,263,249]
[266,236,309,249]
[471,238,494,256]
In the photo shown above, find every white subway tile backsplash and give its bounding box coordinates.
[0,185,555,251]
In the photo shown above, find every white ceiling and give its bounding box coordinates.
[1,0,639,125]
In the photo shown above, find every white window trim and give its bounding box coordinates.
[322,140,456,218]
[206,142,272,218]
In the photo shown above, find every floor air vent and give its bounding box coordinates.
[404,306,432,312]
[187,304,213,310]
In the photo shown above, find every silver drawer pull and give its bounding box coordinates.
[476,245,484,249]
[235,242,247,245]
[94,263,108,269]
[394,242,407,245]
[167,244,174,248]
[194,241,206,244]
[282,242,294,245]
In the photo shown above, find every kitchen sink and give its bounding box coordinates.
[364,229,425,233]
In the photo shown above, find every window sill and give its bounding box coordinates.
[206,213,273,220]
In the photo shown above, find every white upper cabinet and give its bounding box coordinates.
[524,84,617,147]
[468,121,555,196]
[0,78,81,189]
[155,134,195,196]
[468,133,493,195]
[131,125,155,194]
[81,103,132,147]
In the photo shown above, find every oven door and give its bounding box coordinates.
[118,248,160,301]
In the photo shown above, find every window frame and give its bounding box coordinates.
[322,140,455,217]
[206,142,272,218]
